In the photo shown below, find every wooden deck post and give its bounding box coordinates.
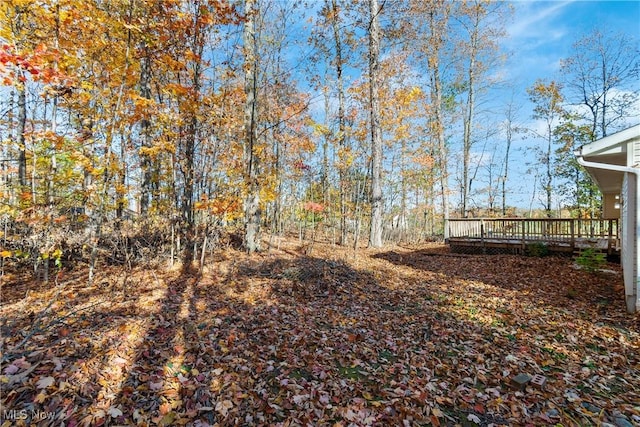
[607,219,613,255]
[521,220,526,253]
[570,220,575,252]
[577,219,582,238]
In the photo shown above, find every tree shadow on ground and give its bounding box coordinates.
[105,255,425,426]
[108,267,214,426]
[1,249,638,426]
[106,255,508,426]
[372,248,625,315]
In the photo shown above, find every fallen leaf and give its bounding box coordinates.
[112,357,128,366]
[107,406,123,418]
[4,364,19,375]
[467,413,481,424]
[159,402,172,415]
[215,399,233,417]
[149,380,163,391]
[36,376,55,389]
[157,412,176,426]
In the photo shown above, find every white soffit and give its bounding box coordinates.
[581,125,640,160]
[578,125,640,193]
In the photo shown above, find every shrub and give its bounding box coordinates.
[576,248,606,273]
[526,242,549,257]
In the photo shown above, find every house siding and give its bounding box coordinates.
[577,125,640,312]
[621,173,638,312]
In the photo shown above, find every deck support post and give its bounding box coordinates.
[607,219,613,255]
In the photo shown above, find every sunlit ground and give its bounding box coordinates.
[1,238,638,426]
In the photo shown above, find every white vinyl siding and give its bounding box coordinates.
[634,140,640,167]
[621,173,638,312]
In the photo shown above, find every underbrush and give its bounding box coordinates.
[1,237,636,426]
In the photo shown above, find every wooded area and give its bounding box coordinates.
[0,0,638,265]
[1,1,639,425]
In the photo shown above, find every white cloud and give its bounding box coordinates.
[495,2,578,92]
[507,1,574,41]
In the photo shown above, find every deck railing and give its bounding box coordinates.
[448,218,620,253]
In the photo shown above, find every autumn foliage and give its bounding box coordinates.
[0,2,639,425]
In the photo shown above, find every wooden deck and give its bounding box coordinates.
[447,218,620,255]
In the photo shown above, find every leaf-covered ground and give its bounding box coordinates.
[1,239,639,426]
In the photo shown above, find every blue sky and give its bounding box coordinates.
[262,0,638,212]
[295,0,640,212]
[486,1,640,210]
[505,0,639,92]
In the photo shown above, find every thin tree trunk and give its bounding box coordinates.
[460,3,484,218]
[271,46,285,235]
[435,88,450,236]
[117,10,134,221]
[181,5,206,264]
[243,0,261,253]
[368,0,383,248]
[329,0,348,246]
[47,97,58,213]
[80,118,94,219]
[502,106,513,217]
[181,146,195,259]
[545,127,552,217]
[2,91,11,205]
[462,49,476,217]
[322,85,330,206]
[139,49,153,215]
[182,70,201,263]
[17,75,27,188]
[400,135,407,240]
[600,61,607,137]
[273,126,282,234]
[428,5,450,239]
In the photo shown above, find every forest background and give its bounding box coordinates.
[0,0,638,269]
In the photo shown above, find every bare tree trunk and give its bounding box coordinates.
[2,92,12,206]
[80,118,94,220]
[116,134,128,221]
[17,74,27,188]
[47,96,58,213]
[400,135,407,240]
[502,100,516,217]
[268,11,290,236]
[545,131,552,217]
[328,0,349,246]
[368,0,383,248]
[273,125,283,234]
[243,0,261,253]
[462,49,475,217]
[139,50,153,215]
[182,75,201,263]
[427,4,450,239]
[322,86,329,205]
